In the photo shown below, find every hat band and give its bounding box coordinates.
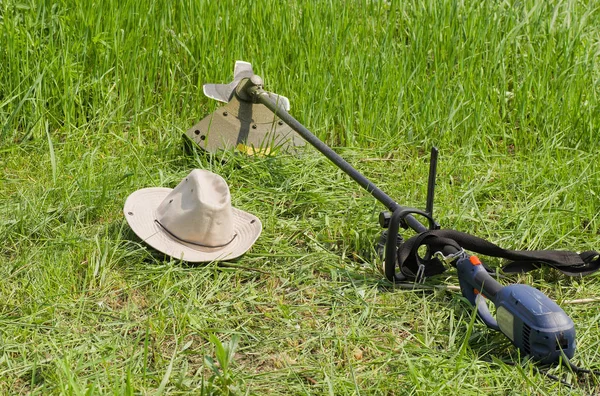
[155,220,237,248]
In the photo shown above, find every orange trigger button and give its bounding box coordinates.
[470,256,482,266]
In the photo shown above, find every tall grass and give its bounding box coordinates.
[2,0,599,148]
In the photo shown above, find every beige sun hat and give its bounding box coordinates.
[123,169,262,262]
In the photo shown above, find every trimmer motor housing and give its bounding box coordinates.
[494,284,576,364]
[456,255,576,364]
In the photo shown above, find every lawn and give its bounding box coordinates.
[1,0,600,394]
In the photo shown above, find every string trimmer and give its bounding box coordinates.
[185,61,600,370]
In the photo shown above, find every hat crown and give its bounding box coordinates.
[155,170,235,247]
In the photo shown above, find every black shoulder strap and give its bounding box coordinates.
[397,229,600,280]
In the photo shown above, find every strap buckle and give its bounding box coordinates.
[433,249,466,266]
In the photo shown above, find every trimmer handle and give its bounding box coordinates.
[456,255,502,330]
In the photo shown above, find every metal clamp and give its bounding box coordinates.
[414,263,427,284]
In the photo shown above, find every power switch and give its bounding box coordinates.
[470,256,482,266]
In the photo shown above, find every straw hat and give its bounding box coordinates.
[124,169,262,262]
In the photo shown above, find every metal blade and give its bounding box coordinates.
[202,61,291,110]
[188,60,302,155]
[203,82,237,103]
[266,92,291,112]
[203,61,256,103]
[233,61,254,80]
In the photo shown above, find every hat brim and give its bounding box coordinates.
[124,188,262,262]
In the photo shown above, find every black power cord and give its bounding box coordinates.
[537,357,600,388]
[567,359,600,377]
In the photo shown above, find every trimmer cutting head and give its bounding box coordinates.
[186,61,305,155]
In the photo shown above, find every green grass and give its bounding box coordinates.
[1,0,600,394]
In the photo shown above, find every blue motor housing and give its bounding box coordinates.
[456,255,576,364]
[495,284,575,364]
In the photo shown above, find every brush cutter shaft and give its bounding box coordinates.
[253,89,428,234]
